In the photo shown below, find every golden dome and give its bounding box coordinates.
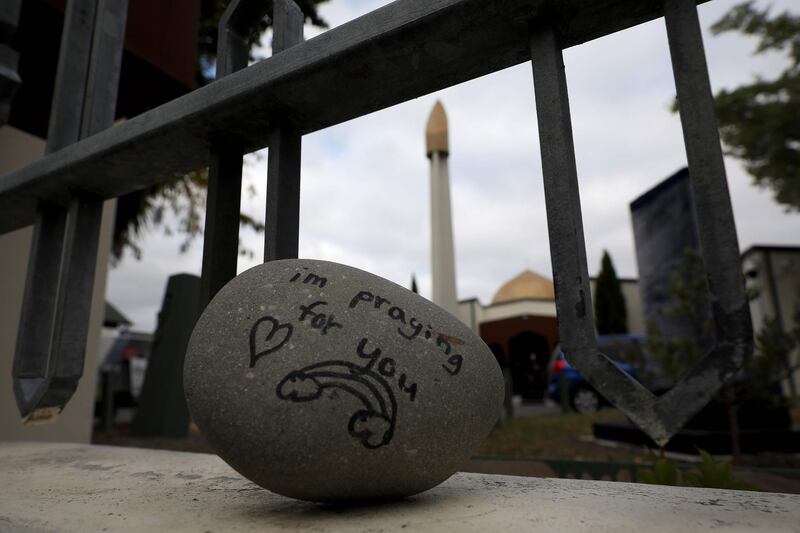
[491,270,555,304]
[425,100,448,156]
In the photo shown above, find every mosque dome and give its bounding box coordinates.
[491,270,555,304]
[425,100,448,156]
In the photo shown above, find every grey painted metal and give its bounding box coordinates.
[530,27,664,442]
[80,0,128,137]
[657,0,753,433]
[46,193,104,403]
[200,0,304,306]
[12,205,68,419]
[264,123,302,261]
[264,0,304,262]
[271,0,304,54]
[4,0,749,445]
[47,0,128,418]
[45,0,100,155]
[531,0,752,446]
[200,0,272,309]
[12,0,128,421]
[12,0,99,421]
[0,0,709,234]
[200,144,245,308]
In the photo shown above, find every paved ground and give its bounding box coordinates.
[3,442,799,532]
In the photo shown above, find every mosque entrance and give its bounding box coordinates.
[508,331,550,399]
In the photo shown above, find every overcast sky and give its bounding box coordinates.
[107,0,800,332]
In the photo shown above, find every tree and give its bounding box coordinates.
[594,250,628,334]
[710,2,800,211]
[644,248,799,462]
[644,248,710,383]
[112,0,330,261]
[196,0,329,85]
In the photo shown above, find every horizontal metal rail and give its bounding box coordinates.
[0,0,706,234]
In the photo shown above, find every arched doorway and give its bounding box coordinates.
[508,331,550,399]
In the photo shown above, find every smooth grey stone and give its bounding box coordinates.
[184,259,504,502]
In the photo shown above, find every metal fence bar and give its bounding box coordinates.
[12,0,127,421]
[4,0,747,440]
[264,0,303,262]
[658,0,752,437]
[13,205,67,418]
[201,144,245,308]
[200,0,272,309]
[0,0,692,235]
[12,0,99,421]
[529,26,664,440]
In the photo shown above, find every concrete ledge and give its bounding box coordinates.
[0,442,798,532]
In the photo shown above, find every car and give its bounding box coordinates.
[548,335,645,414]
[95,330,153,427]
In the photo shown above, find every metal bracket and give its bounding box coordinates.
[200,0,304,310]
[530,0,752,445]
[12,0,127,422]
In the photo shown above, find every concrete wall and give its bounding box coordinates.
[0,125,115,443]
[457,278,644,341]
[456,299,482,333]
[742,247,800,397]
[481,299,557,323]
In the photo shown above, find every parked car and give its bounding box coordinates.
[95,330,153,426]
[548,335,645,414]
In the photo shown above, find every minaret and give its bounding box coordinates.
[426,101,459,316]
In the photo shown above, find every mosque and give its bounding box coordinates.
[425,101,643,399]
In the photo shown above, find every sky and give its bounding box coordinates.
[107,0,800,333]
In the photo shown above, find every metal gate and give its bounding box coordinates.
[0,0,751,445]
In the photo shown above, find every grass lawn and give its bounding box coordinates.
[477,409,656,464]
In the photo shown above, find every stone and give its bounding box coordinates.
[184,259,504,502]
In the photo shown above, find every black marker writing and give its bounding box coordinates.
[289,268,328,288]
[355,337,417,402]
[298,301,342,335]
[276,360,396,449]
[350,289,464,376]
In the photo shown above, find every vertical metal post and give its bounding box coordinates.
[663,0,747,345]
[12,0,128,421]
[199,1,254,310]
[264,0,304,262]
[655,0,754,429]
[529,28,595,355]
[530,27,659,437]
[13,0,98,421]
[200,0,305,309]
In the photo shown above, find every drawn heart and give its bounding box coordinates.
[249,316,293,368]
